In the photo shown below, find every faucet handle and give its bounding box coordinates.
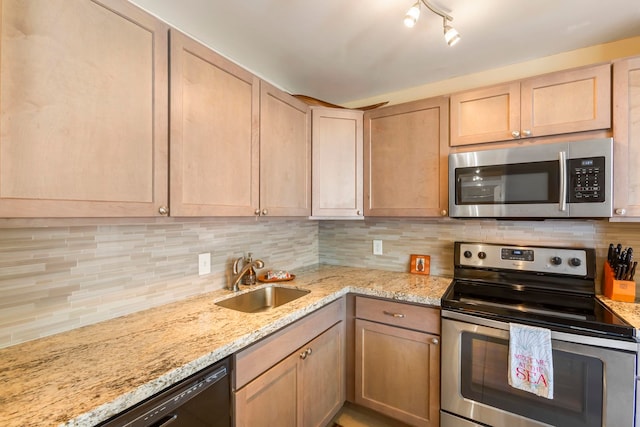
[232,257,243,275]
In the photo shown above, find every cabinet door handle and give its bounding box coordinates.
[431,338,439,345]
[522,129,531,137]
[158,206,169,216]
[262,209,268,216]
[615,208,627,215]
[299,347,312,360]
[254,208,261,216]
[511,130,520,138]
[383,310,405,318]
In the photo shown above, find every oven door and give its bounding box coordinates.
[441,311,638,427]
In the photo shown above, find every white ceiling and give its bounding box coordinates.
[129,0,640,105]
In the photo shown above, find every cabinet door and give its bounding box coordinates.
[235,353,299,427]
[364,97,449,217]
[450,82,521,146]
[169,30,259,216]
[311,108,363,218]
[260,82,311,216]
[521,63,611,138]
[355,319,440,427]
[613,56,640,219]
[0,0,168,217]
[301,322,345,427]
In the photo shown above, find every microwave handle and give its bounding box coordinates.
[559,151,567,212]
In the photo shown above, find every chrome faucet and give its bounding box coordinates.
[230,253,264,291]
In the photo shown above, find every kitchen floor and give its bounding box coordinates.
[328,402,411,427]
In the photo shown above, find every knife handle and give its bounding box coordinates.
[620,265,628,280]
[608,243,615,266]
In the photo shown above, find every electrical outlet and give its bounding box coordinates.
[373,240,383,255]
[198,253,211,275]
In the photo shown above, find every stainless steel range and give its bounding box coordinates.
[441,242,639,427]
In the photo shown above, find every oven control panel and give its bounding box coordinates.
[458,242,588,276]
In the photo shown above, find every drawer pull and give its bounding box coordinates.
[299,348,312,360]
[383,310,405,318]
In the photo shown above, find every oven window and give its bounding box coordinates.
[460,332,603,427]
[456,161,559,205]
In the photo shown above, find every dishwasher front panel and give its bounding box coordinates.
[99,357,231,427]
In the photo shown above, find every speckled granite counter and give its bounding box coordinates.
[597,295,640,330]
[0,265,452,427]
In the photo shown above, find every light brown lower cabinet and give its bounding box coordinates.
[235,321,344,427]
[354,297,440,427]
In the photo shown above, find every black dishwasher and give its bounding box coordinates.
[99,357,231,427]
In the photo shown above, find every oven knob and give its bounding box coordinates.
[569,257,582,267]
[478,251,487,260]
[550,256,562,266]
[463,250,472,259]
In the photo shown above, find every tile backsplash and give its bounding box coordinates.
[0,218,318,348]
[3,217,640,348]
[319,218,640,289]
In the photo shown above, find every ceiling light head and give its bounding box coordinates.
[443,20,461,46]
[404,2,421,28]
[404,1,461,46]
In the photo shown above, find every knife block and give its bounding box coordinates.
[603,262,636,302]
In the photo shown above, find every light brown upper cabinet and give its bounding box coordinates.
[612,56,640,219]
[169,30,260,216]
[450,63,611,146]
[311,107,364,219]
[0,0,169,217]
[364,97,449,217]
[259,82,311,217]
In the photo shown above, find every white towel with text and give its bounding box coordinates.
[508,323,554,399]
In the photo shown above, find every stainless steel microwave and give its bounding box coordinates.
[448,138,613,218]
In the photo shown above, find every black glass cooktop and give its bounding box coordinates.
[442,279,636,340]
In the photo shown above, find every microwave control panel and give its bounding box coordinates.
[568,157,605,203]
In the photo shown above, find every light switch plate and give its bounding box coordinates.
[198,253,211,275]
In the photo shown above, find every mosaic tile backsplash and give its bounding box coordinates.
[3,217,640,348]
[0,218,318,348]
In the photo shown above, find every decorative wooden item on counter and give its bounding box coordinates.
[409,254,430,275]
[603,262,636,302]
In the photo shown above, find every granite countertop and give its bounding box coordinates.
[1,264,638,427]
[597,295,640,328]
[0,265,452,427]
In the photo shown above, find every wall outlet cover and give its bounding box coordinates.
[198,253,211,275]
[373,240,383,255]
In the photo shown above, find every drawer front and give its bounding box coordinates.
[355,296,440,334]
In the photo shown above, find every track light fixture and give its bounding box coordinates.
[404,0,460,46]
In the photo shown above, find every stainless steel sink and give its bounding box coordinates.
[215,286,310,313]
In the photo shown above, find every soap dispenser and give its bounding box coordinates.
[242,252,257,285]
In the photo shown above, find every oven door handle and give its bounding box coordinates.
[559,150,567,212]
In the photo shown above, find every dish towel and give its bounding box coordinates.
[508,323,554,399]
